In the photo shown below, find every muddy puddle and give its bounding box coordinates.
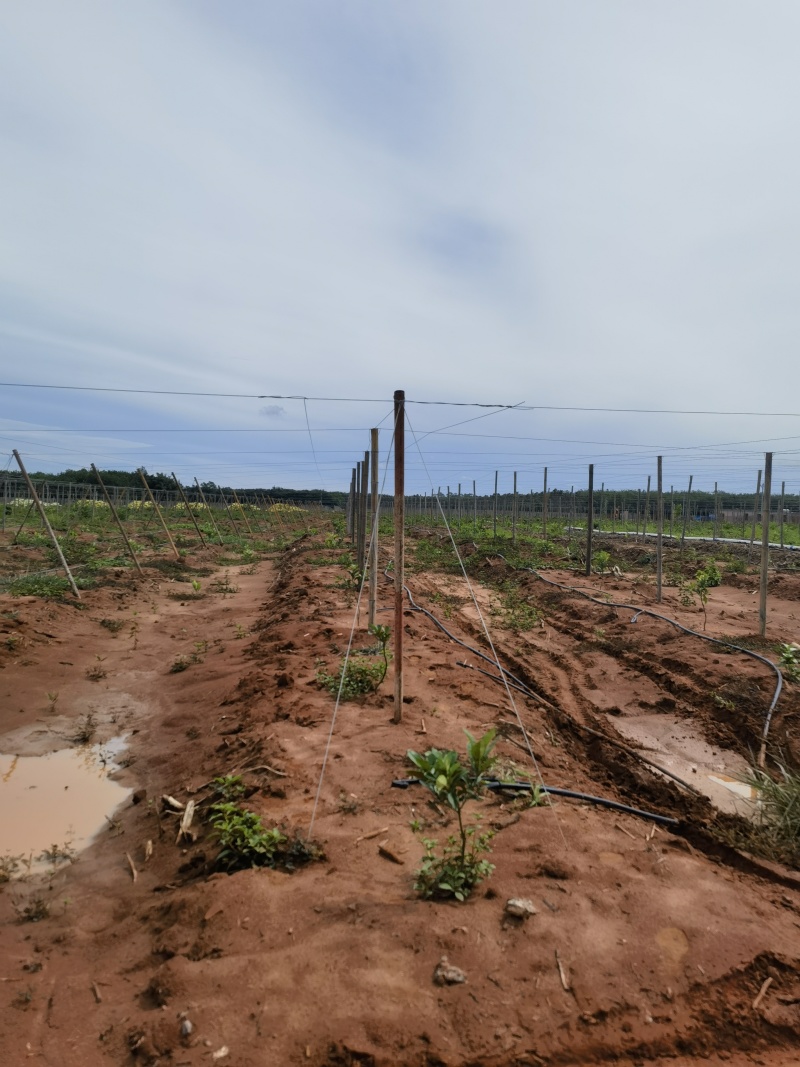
[0,737,130,868]
[609,712,756,815]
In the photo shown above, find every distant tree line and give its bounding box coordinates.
[14,468,347,507]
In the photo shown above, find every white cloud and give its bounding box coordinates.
[1,1,800,490]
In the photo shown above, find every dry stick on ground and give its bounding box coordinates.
[753,977,773,1011]
[125,852,138,883]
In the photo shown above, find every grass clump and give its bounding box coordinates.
[743,762,800,863]
[317,625,391,700]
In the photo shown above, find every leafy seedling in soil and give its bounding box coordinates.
[16,896,50,923]
[593,549,611,574]
[778,642,800,683]
[207,798,322,874]
[407,728,499,901]
[692,563,721,630]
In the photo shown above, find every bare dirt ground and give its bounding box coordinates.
[1,529,800,1067]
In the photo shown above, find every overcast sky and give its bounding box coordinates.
[2,1,800,495]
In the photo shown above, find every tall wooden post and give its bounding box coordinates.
[656,457,663,602]
[13,451,81,598]
[493,470,498,540]
[358,450,369,576]
[542,467,548,540]
[369,429,379,629]
[780,480,786,549]
[759,453,772,639]
[393,391,405,723]
[713,481,719,541]
[748,470,762,563]
[642,475,651,542]
[347,468,356,541]
[93,464,144,574]
[680,475,693,554]
[231,488,255,536]
[586,466,594,576]
[473,479,477,532]
[512,471,518,545]
[670,486,674,538]
[598,481,604,534]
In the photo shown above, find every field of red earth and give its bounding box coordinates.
[1,522,800,1067]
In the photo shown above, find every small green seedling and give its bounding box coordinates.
[778,643,800,683]
[407,728,498,901]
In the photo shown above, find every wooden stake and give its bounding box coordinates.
[358,450,369,576]
[473,479,477,533]
[369,428,379,630]
[493,470,498,540]
[713,481,719,542]
[642,475,651,542]
[512,471,518,545]
[759,453,772,639]
[393,390,405,723]
[13,451,81,598]
[780,480,785,549]
[542,467,548,540]
[680,475,693,554]
[748,469,762,563]
[171,472,206,547]
[138,469,180,559]
[586,464,594,576]
[231,488,255,536]
[656,457,663,603]
[92,464,144,574]
[194,478,222,540]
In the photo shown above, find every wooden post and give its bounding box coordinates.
[635,489,641,536]
[13,451,81,598]
[780,480,786,549]
[586,466,594,576]
[542,467,548,540]
[92,464,144,574]
[473,479,477,533]
[680,475,693,553]
[171,473,206,546]
[713,481,719,541]
[194,478,222,540]
[493,470,498,540]
[393,390,405,723]
[217,486,242,539]
[138,469,180,559]
[642,475,651,542]
[612,492,617,534]
[656,457,663,602]
[569,486,575,536]
[669,486,674,538]
[759,453,773,640]
[598,481,604,534]
[748,469,762,563]
[231,488,255,537]
[512,471,518,545]
[358,450,369,576]
[347,468,356,541]
[368,429,379,630]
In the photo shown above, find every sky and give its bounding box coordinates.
[2,1,800,496]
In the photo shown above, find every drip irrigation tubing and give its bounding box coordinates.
[395,571,702,797]
[496,555,783,767]
[573,529,800,552]
[391,778,679,827]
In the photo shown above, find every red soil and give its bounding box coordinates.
[1,533,799,1066]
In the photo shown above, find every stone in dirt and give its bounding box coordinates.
[433,956,467,986]
[505,898,537,919]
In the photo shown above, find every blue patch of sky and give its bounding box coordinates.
[192,0,447,158]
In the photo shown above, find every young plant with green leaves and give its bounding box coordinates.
[407,728,498,901]
[692,562,721,630]
[778,642,800,683]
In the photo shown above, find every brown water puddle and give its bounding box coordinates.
[0,738,130,866]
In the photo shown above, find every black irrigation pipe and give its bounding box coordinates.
[498,556,783,767]
[391,778,680,827]
[398,574,701,797]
